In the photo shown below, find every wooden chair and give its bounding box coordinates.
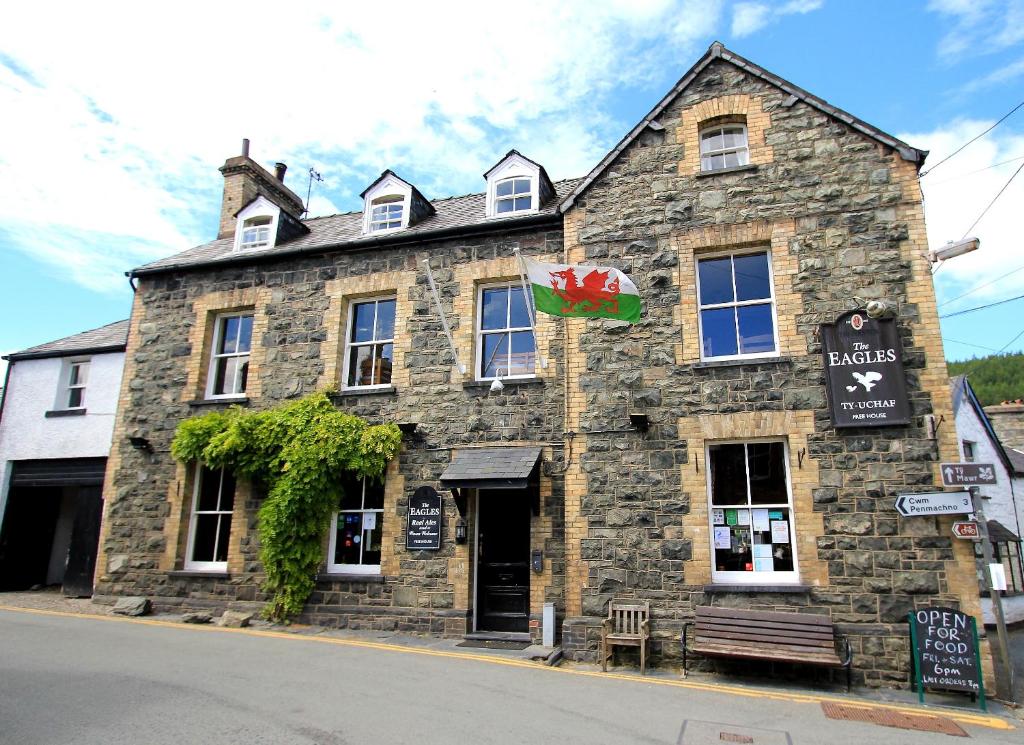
[600,600,651,674]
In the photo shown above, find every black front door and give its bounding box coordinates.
[63,486,104,598]
[476,490,530,633]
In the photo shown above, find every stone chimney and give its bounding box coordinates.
[217,139,305,240]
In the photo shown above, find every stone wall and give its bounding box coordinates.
[95,227,568,641]
[557,58,983,689]
[985,403,1024,451]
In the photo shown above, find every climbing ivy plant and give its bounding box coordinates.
[171,392,402,622]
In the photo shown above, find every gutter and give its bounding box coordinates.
[128,212,564,279]
[0,357,11,427]
[4,344,128,363]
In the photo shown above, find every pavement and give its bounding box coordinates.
[1,589,1021,744]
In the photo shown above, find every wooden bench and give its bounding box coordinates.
[682,606,852,691]
[600,601,651,674]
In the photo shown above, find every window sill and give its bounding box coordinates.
[692,356,790,370]
[703,583,811,594]
[317,572,386,584]
[331,386,397,399]
[463,377,545,390]
[695,164,759,179]
[188,397,250,408]
[45,408,87,418]
[168,570,231,579]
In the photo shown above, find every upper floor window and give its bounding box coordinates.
[707,440,798,585]
[344,298,395,389]
[186,465,236,571]
[962,441,976,462]
[477,282,535,380]
[65,359,89,409]
[207,313,253,398]
[700,124,749,172]
[327,475,385,574]
[369,195,404,232]
[494,177,533,214]
[697,250,777,361]
[239,216,272,249]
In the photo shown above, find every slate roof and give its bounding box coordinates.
[988,520,1020,542]
[6,319,130,361]
[131,178,583,277]
[439,446,542,489]
[1007,448,1024,476]
[560,41,929,213]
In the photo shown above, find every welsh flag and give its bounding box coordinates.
[521,256,642,323]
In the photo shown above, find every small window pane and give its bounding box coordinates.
[723,151,740,168]
[352,303,376,342]
[362,518,383,566]
[69,364,85,386]
[334,513,363,565]
[701,308,738,358]
[513,196,532,211]
[701,130,723,152]
[375,300,396,340]
[748,443,787,504]
[219,472,236,512]
[197,468,221,511]
[481,333,509,378]
[215,515,231,562]
[339,478,362,511]
[237,316,253,353]
[363,480,385,510]
[193,515,219,563]
[348,345,374,387]
[513,178,531,194]
[698,257,734,305]
[509,332,536,374]
[508,287,531,328]
[737,305,776,354]
[733,253,771,301]
[481,288,508,330]
[496,200,514,213]
[213,356,238,395]
[496,180,514,197]
[374,344,393,385]
[709,444,747,505]
[220,317,240,354]
[68,388,84,408]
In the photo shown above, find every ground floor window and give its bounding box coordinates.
[707,440,799,584]
[327,475,384,574]
[185,466,236,571]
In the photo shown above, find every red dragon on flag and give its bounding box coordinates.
[548,267,621,315]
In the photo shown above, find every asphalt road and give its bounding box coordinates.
[0,608,1016,744]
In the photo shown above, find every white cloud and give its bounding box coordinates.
[899,121,1024,313]
[0,0,727,290]
[928,0,1024,59]
[731,0,822,37]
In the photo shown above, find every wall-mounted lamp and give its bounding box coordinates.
[128,436,154,454]
[629,413,650,432]
[928,236,980,264]
[455,517,468,544]
[488,367,507,394]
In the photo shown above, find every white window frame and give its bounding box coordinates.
[342,296,396,390]
[233,196,280,252]
[475,281,536,381]
[239,215,273,250]
[962,440,976,462]
[493,176,534,215]
[184,465,235,572]
[696,248,779,362]
[361,174,413,235]
[706,438,800,586]
[485,153,541,217]
[62,358,90,409]
[205,311,254,400]
[368,195,405,233]
[326,477,385,575]
[699,123,750,172]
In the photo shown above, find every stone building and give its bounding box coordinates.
[985,401,1024,452]
[96,43,987,689]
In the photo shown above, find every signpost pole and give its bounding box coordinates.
[970,485,1015,701]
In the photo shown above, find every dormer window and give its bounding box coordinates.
[495,177,533,214]
[240,216,272,249]
[369,195,404,232]
[484,150,554,218]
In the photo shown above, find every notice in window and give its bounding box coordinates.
[751,508,770,532]
[753,558,774,572]
[714,527,731,549]
[725,509,738,526]
[736,510,751,526]
[712,508,725,525]
[363,512,377,531]
[752,544,772,559]
[770,520,789,544]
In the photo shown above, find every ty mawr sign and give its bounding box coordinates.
[895,491,972,517]
[941,462,998,487]
[820,311,911,428]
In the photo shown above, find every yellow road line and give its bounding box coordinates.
[0,604,1014,731]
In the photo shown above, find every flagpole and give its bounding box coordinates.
[422,259,466,375]
[512,248,547,369]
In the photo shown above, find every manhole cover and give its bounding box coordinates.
[820,702,968,737]
[679,720,792,745]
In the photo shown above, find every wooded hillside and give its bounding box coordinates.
[948,353,1024,406]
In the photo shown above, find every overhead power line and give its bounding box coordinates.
[943,337,1000,353]
[930,155,1024,186]
[960,160,1024,238]
[938,263,1024,307]
[997,328,1024,354]
[920,99,1024,178]
[939,292,1024,319]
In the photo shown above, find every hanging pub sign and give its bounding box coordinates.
[820,310,911,428]
[406,486,443,551]
[908,607,985,710]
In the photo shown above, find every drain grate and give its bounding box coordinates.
[821,702,968,737]
[455,639,530,650]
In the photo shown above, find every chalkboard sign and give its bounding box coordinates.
[406,486,442,551]
[909,607,984,707]
[820,311,911,428]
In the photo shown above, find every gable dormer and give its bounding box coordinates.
[360,170,435,235]
[483,150,555,218]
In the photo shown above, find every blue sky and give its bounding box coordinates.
[1,0,1023,379]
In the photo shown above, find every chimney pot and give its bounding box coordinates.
[274,162,287,182]
[241,138,250,157]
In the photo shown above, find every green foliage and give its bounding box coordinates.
[171,392,402,621]
[948,353,1024,407]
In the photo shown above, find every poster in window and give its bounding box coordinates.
[725,509,738,526]
[363,512,377,531]
[736,510,751,526]
[752,544,772,559]
[751,508,770,532]
[712,508,725,525]
[770,520,789,544]
[753,558,774,571]
[714,527,731,549]
[820,310,911,428]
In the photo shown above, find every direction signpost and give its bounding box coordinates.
[951,522,980,540]
[941,462,998,487]
[893,491,971,517]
